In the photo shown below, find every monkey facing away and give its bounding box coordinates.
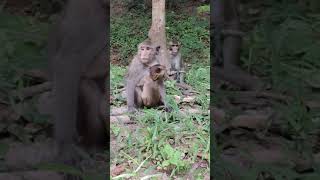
[48,0,108,164]
[136,64,168,107]
[168,40,185,83]
[125,39,170,112]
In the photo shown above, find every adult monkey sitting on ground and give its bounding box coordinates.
[168,39,185,83]
[48,0,108,165]
[125,39,170,112]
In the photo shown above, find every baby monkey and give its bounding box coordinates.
[136,64,168,108]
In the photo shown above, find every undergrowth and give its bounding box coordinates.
[213,1,320,179]
[111,11,209,65]
[0,12,48,92]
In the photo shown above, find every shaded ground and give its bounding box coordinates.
[213,81,320,179]
[0,2,108,179]
[213,2,320,178]
[0,68,108,179]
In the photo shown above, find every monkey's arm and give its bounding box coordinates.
[126,77,137,112]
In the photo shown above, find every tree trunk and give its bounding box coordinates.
[148,0,170,71]
[212,0,263,90]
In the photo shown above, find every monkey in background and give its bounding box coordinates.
[168,40,185,83]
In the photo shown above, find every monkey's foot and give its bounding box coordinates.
[127,107,138,114]
[55,143,94,170]
[157,105,173,112]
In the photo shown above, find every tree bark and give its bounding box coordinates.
[148,0,170,71]
[212,0,263,90]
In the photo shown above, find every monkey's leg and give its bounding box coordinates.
[178,68,185,83]
[135,86,143,108]
[168,71,177,81]
[52,58,87,167]
[141,84,160,107]
[176,72,181,83]
[79,78,107,151]
[141,92,151,107]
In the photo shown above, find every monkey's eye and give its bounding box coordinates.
[140,47,145,51]
[172,45,179,47]
[146,47,150,50]
[169,48,172,50]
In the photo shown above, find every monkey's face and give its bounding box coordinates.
[150,64,166,81]
[169,44,180,55]
[139,45,157,64]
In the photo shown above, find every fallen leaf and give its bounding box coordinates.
[111,164,125,176]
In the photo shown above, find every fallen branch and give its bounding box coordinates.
[11,82,52,100]
[229,91,291,104]
[17,69,49,82]
[213,66,263,91]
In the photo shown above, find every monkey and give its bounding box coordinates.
[125,39,170,113]
[168,40,185,83]
[47,0,108,166]
[135,64,168,107]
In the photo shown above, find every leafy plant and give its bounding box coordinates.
[161,144,188,171]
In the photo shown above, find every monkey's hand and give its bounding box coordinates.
[164,106,173,112]
[168,70,177,75]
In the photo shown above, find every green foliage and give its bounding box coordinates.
[166,12,209,64]
[165,80,182,96]
[280,100,312,138]
[133,109,208,176]
[111,13,150,64]
[111,11,209,65]
[110,94,209,177]
[110,65,127,106]
[197,5,210,14]
[185,65,210,92]
[0,12,48,90]
[0,12,48,124]
[161,144,187,171]
[110,65,126,90]
[241,8,320,95]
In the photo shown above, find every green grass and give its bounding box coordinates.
[110,64,210,178]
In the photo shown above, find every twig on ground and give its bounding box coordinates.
[11,82,52,100]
